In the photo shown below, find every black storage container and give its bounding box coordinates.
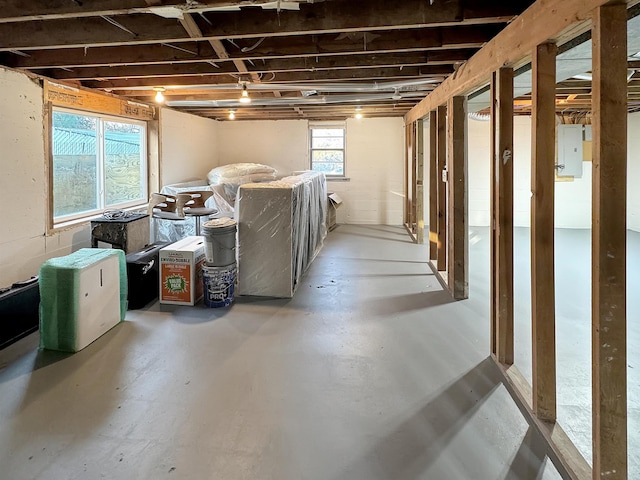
[0,276,40,349]
[126,243,167,309]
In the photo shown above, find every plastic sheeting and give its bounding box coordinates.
[39,248,127,352]
[236,171,327,298]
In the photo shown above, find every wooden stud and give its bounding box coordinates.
[490,72,497,356]
[531,42,558,422]
[404,123,411,229]
[429,110,438,260]
[411,122,418,234]
[494,67,514,366]
[592,3,628,479]
[416,119,425,244]
[436,104,448,272]
[405,0,636,124]
[447,96,468,299]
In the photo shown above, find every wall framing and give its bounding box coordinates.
[404,0,632,478]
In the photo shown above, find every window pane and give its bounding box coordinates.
[312,136,344,149]
[104,121,145,206]
[52,112,99,218]
[312,128,343,138]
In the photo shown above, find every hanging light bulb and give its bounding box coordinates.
[239,84,251,104]
[354,106,363,119]
[154,87,165,103]
[229,110,236,120]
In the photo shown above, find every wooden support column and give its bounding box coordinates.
[404,124,411,228]
[592,3,627,479]
[416,119,425,244]
[429,111,438,260]
[531,42,558,422]
[447,96,468,299]
[490,73,497,356]
[436,104,447,271]
[411,122,418,234]
[492,67,514,366]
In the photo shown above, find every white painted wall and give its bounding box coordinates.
[217,119,308,176]
[628,112,640,231]
[0,67,91,287]
[159,108,219,185]
[216,117,405,225]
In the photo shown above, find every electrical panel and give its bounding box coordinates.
[557,124,583,178]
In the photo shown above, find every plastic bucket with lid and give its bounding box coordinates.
[201,217,237,266]
[202,263,236,308]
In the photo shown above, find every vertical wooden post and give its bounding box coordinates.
[416,119,425,244]
[429,111,438,260]
[410,122,417,233]
[490,73,497,356]
[493,67,514,366]
[592,3,627,479]
[447,96,468,299]
[404,123,411,228]
[531,42,558,422]
[436,104,448,271]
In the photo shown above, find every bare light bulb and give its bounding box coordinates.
[229,110,236,120]
[239,86,251,104]
[154,89,165,103]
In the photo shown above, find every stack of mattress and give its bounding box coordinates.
[236,171,327,298]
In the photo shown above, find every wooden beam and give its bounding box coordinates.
[493,67,514,366]
[82,66,452,89]
[416,119,425,244]
[0,0,521,51]
[43,52,468,82]
[591,3,628,479]
[404,123,411,228]
[405,0,640,124]
[490,72,497,356]
[447,96,468,300]
[436,104,447,272]
[179,13,261,84]
[493,360,592,480]
[429,111,438,260]
[3,27,498,70]
[531,42,558,423]
[411,122,418,233]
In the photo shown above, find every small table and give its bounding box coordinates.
[91,213,150,253]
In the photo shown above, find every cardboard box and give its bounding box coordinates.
[159,236,205,305]
[327,193,343,231]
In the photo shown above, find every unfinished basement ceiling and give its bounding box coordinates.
[0,0,538,121]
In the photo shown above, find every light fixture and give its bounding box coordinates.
[229,109,236,120]
[354,106,363,119]
[239,84,251,104]
[154,87,165,103]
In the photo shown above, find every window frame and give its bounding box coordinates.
[309,121,346,178]
[50,106,149,227]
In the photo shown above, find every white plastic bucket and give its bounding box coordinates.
[201,217,237,266]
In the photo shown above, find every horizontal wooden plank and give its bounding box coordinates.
[494,360,592,480]
[405,0,640,123]
[0,0,523,51]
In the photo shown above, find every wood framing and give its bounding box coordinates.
[405,0,640,124]
[436,104,447,271]
[591,3,628,479]
[429,111,438,260]
[416,119,425,244]
[489,72,497,356]
[446,96,468,299]
[493,67,514,366]
[531,42,558,422]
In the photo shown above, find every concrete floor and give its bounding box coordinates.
[1,224,587,480]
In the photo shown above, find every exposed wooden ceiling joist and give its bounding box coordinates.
[0,0,530,51]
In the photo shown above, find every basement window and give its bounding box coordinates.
[51,107,148,225]
[309,122,345,177]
